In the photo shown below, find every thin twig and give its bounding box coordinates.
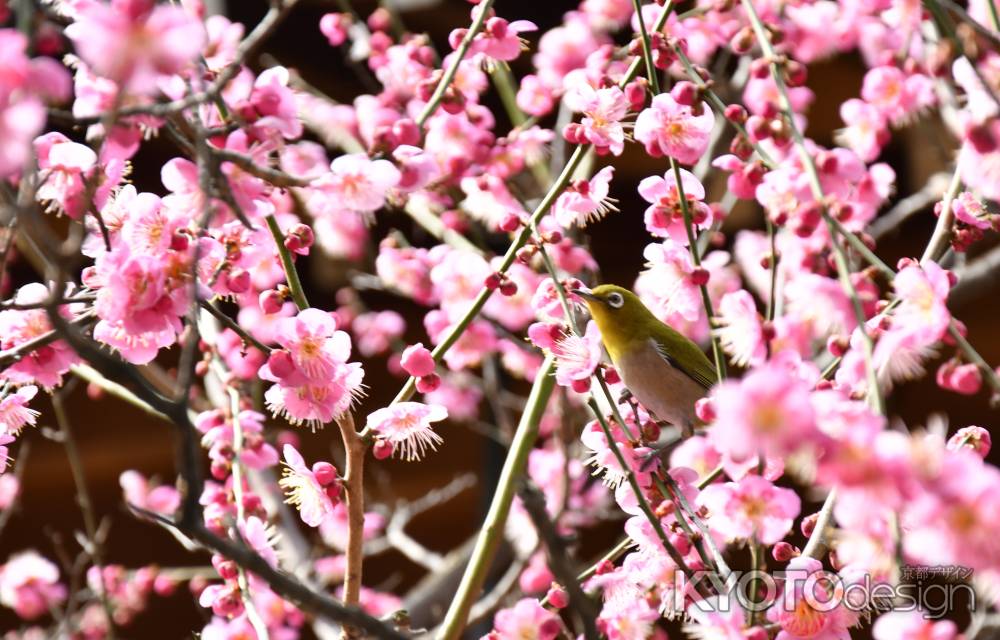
[518,482,599,640]
[51,391,117,639]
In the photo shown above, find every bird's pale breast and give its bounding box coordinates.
[614,340,706,430]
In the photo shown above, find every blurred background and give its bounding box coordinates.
[1,0,997,636]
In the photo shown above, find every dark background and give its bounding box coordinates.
[2,0,997,636]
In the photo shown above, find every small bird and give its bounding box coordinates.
[572,284,716,437]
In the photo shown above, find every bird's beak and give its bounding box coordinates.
[570,288,599,303]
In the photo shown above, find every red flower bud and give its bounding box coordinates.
[416,373,442,393]
[373,439,394,460]
[499,279,518,296]
[259,289,284,315]
[772,541,800,562]
[312,461,338,486]
[546,584,569,609]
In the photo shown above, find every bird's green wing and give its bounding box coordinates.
[649,333,717,390]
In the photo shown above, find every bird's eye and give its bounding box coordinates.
[607,292,624,309]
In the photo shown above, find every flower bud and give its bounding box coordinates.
[772,541,799,562]
[499,279,518,296]
[571,378,591,394]
[801,512,819,537]
[416,373,441,393]
[784,60,807,87]
[730,27,755,54]
[695,397,716,423]
[746,627,768,640]
[689,267,710,286]
[603,366,621,385]
[641,421,661,443]
[319,13,350,47]
[401,343,436,378]
[259,289,284,315]
[484,273,503,290]
[826,335,848,358]
[624,80,648,111]
[373,439,394,460]
[562,122,584,144]
[367,7,392,32]
[170,230,190,251]
[312,461,338,486]
[267,349,296,379]
[947,426,992,458]
[724,104,748,123]
[285,223,315,255]
[671,81,699,106]
[392,118,420,147]
[212,555,239,580]
[225,268,250,294]
[746,115,771,142]
[498,211,522,232]
[153,575,177,597]
[547,584,569,609]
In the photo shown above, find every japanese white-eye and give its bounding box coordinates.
[572,284,716,436]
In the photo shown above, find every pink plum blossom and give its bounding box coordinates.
[714,290,768,368]
[0,284,80,388]
[34,132,97,219]
[860,66,934,125]
[872,611,958,640]
[553,166,617,227]
[767,557,860,640]
[279,444,338,527]
[490,598,560,640]
[699,475,801,544]
[633,239,704,325]
[0,551,66,620]
[565,84,629,156]
[837,98,889,163]
[553,321,603,392]
[634,92,715,164]
[65,0,206,94]
[366,402,448,461]
[119,470,180,515]
[0,386,39,437]
[637,168,713,244]
[709,360,821,463]
[259,308,365,429]
[316,154,401,215]
[457,11,537,63]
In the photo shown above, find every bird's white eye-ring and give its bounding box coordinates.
[607,292,624,309]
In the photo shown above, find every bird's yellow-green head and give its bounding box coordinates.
[571,284,661,361]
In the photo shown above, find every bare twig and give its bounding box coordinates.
[130,507,408,640]
[950,243,1000,306]
[870,172,952,241]
[51,391,117,638]
[337,411,366,638]
[385,475,476,572]
[518,482,599,640]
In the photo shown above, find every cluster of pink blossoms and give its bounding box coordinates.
[0,0,998,637]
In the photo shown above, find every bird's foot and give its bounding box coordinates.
[617,388,634,405]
